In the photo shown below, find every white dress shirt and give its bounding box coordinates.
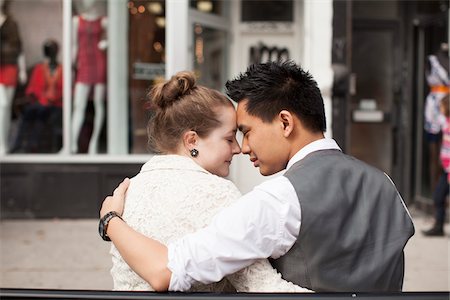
[167,138,342,291]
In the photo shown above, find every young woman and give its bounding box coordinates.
[109,71,310,292]
[423,94,450,236]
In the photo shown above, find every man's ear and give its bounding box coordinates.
[183,130,198,149]
[278,110,294,138]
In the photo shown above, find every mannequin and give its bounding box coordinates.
[0,0,27,154]
[424,43,450,191]
[71,0,107,154]
[11,39,63,153]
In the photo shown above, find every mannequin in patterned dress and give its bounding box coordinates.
[71,0,107,154]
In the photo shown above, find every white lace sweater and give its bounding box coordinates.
[110,155,311,292]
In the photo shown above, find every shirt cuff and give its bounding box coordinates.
[167,242,193,291]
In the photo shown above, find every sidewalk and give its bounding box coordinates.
[0,208,449,291]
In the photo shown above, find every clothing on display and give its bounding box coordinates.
[26,62,63,107]
[75,15,106,85]
[0,17,21,86]
[11,61,63,153]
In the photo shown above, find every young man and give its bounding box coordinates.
[100,61,415,292]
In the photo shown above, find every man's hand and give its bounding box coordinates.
[100,178,130,218]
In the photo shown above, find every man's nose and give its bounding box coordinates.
[241,139,250,154]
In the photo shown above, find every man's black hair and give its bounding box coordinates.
[225,60,326,133]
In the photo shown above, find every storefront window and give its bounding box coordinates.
[128,0,165,154]
[0,0,166,157]
[189,0,226,17]
[71,0,108,154]
[193,24,227,91]
[2,0,64,154]
[241,0,293,22]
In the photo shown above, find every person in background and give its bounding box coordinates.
[423,43,449,192]
[423,94,450,237]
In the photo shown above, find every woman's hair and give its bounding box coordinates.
[147,71,232,154]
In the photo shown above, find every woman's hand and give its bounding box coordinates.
[100,178,130,218]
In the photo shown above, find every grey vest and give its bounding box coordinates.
[270,150,415,292]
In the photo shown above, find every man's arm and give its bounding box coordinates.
[101,176,300,292]
[166,177,300,291]
[100,179,171,291]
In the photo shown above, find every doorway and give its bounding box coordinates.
[349,20,402,182]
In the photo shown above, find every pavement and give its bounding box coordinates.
[0,207,449,291]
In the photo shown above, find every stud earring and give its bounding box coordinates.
[190,149,199,157]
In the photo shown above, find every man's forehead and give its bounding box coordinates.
[236,104,248,129]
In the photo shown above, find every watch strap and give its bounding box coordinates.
[99,211,123,241]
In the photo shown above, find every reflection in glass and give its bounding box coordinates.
[128,0,165,154]
[189,0,225,16]
[192,24,227,91]
[241,0,293,22]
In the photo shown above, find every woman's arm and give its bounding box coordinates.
[100,178,171,291]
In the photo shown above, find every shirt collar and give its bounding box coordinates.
[141,154,210,174]
[286,138,342,170]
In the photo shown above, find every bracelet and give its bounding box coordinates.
[98,211,123,242]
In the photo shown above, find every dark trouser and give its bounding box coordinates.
[433,171,449,228]
[13,103,60,152]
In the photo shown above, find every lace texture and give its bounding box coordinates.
[110,155,311,293]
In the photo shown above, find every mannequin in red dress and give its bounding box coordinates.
[71,0,107,154]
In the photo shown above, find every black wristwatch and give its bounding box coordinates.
[99,211,123,241]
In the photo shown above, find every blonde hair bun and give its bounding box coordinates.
[150,71,197,109]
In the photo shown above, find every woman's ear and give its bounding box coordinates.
[278,110,294,138]
[182,130,198,150]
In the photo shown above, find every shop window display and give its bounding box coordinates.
[0,0,27,154]
[192,24,227,92]
[1,0,64,154]
[1,0,166,156]
[189,0,226,16]
[71,0,107,154]
[128,0,165,154]
[11,39,63,153]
